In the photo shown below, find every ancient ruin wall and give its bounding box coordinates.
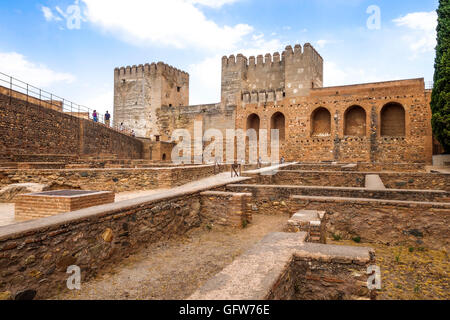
[291,195,450,251]
[0,192,203,299]
[157,103,236,159]
[0,93,143,159]
[236,78,433,164]
[114,62,189,138]
[0,165,219,193]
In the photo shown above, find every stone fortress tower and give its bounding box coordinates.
[113,43,323,139]
[221,43,323,106]
[114,62,189,138]
[112,43,431,165]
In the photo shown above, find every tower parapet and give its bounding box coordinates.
[221,43,323,106]
[114,61,189,138]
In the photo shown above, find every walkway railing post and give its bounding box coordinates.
[9,76,12,105]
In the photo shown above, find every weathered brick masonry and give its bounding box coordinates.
[236,79,433,164]
[0,165,220,193]
[224,184,450,250]
[247,170,450,191]
[291,195,450,251]
[0,186,222,299]
[15,191,115,221]
[0,93,143,159]
[200,191,252,227]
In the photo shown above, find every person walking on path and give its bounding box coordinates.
[105,111,111,127]
[93,110,98,123]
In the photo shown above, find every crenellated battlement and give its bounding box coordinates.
[115,62,189,81]
[221,43,323,70]
[114,60,189,138]
[221,43,324,104]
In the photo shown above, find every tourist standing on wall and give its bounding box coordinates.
[93,110,98,123]
[131,130,136,137]
[105,111,111,127]
[119,122,124,132]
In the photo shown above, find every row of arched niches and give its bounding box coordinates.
[246,102,406,140]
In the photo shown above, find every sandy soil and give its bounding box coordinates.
[0,203,14,227]
[329,239,449,300]
[52,214,289,300]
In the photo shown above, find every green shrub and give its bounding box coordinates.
[352,236,361,243]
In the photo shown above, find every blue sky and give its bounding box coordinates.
[0,0,439,117]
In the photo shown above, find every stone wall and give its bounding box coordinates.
[248,170,450,191]
[157,103,236,159]
[0,165,219,193]
[282,163,427,172]
[236,78,433,164]
[0,191,204,300]
[15,191,115,221]
[226,184,450,203]
[271,249,375,300]
[189,233,375,300]
[0,93,143,159]
[200,191,252,227]
[291,195,450,250]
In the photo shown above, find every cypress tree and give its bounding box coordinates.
[431,0,450,153]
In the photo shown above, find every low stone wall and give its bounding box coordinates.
[248,170,450,191]
[291,195,450,251]
[433,154,450,167]
[200,191,252,228]
[0,165,218,193]
[226,184,450,203]
[283,163,427,173]
[15,191,115,221]
[0,176,250,300]
[277,248,375,300]
[189,233,375,300]
[284,210,327,244]
[0,154,78,164]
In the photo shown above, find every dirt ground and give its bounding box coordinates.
[52,214,289,300]
[51,213,449,301]
[329,239,450,300]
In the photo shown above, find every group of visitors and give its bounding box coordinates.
[90,110,134,137]
[91,110,112,127]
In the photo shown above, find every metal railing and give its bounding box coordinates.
[0,71,135,137]
[425,81,434,90]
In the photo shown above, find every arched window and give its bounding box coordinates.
[311,107,331,137]
[381,103,405,136]
[270,112,286,141]
[344,106,366,136]
[162,154,167,161]
[246,113,260,138]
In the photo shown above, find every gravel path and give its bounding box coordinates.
[53,214,289,300]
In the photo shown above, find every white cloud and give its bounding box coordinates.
[393,11,437,55]
[0,52,75,88]
[81,0,252,51]
[41,6,62,22]
[189,0,240,8]
[393,11,437,31]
